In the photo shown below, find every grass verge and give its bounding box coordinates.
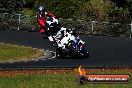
[0,43,44,62]
[0,69,131,88]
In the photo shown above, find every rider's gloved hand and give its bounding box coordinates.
[53,17,58,24]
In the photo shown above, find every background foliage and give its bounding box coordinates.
[0,0,132,37]
[0,0,132,23]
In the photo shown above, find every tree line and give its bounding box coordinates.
[0,0,132,23]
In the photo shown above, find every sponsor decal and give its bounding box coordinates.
[76,66,130,84]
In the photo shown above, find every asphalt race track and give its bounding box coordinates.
[0,30,132,69]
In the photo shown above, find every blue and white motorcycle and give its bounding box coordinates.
[45,16,89,59]
[55,29,89,59]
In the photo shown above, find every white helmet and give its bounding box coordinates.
[38,5,45,15]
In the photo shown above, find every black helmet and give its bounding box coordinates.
[38,5,45,15]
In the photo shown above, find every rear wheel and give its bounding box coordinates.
[56,48,65,59]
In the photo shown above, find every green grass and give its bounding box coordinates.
[0,69,131,88]
[0,43,44,62]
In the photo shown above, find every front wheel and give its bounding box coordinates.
[82,51,89,58]
[68,44,83,58]
[68,43,89,58]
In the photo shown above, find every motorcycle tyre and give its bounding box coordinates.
[56,48,65,59]
[69,44,84,58]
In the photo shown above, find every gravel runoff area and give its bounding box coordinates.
[0,68,132,77]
